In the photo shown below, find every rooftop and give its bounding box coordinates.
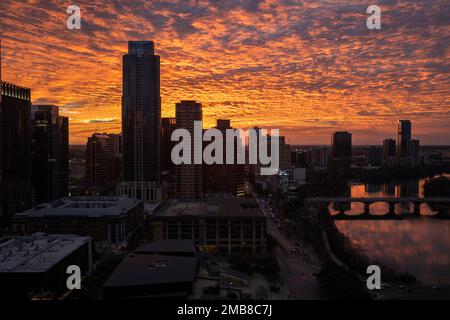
[156,197,264,218]
[1,81,31,100]
[0,235,90,273]
[16,196,142,218]
[103,253,197,288]
[134,240,196,255]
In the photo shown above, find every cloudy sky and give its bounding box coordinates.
[0,0,449,145]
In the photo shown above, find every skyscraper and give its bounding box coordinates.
[397,120,411,157]
[121,41,161,202]
[0,40,32,223]
[175,100,203,199]
[1,81,32,222]
[31,105,69,205]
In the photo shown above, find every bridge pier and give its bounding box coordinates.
[388,202,396,215]
[413,202,421,216]
[364,202,371,215]
[333,202,349,214]
[306,197,450,220]
[338,202,346,214]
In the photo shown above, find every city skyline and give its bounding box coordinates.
[0,0,449,145]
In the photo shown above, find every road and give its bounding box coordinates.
[256,197,323,300]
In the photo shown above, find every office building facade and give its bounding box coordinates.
[203,119,245,197]
[150,197,267,254]
[31,105,69,205]
[330,131,352,170]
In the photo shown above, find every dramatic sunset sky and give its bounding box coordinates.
[0,0,449,145]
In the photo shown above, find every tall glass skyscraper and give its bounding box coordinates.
[397,120,411,157]
[121,41,161,202]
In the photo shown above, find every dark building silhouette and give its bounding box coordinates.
[308,147,329,169]
[161,117,176,173]
[409,139,420,157]
[31,105,69,205]
[1,81,32,224]
[397,120,411,157]
[330,131,352,170]
[203,119,245,197]
[121,41,161,202]
[382,138,396,158]
[107,133,122,181]
[279,136,291,170]
[367,146,382,167]
[108,133,122,157]
[85,133,118,195]
[175,100,203,199]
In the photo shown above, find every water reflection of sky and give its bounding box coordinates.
[335,177,450,285]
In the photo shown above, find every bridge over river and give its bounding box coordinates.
[305,197,450,220]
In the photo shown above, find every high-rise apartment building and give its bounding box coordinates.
[175,100,203,199]
[121,41,161,202]
[85,133,118,195]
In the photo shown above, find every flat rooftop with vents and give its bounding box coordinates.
[103,251,197,299]
[0,234,92,299]
[15,196,142,218]
[12,197,144,251]
[0,234,90,273]
[155,197,264,218]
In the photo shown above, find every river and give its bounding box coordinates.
[333,175,450,285]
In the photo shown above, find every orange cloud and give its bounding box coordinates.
[0,0,449,144]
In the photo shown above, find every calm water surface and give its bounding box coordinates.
[333,175,450,285]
